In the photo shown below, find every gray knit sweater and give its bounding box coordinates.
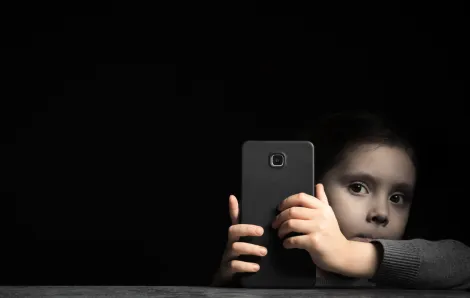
[315,239,470,290]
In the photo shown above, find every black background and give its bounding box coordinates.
[0,2,468,286]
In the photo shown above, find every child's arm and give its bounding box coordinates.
[340,239,470,290]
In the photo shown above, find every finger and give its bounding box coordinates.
[278,219,315,239]
[272,207,316,229]
[282,234,311,250]
[227,260,260,275]
[228,242,268,259]
[228,224,264,243]
[316,184,329,205]
[278,192,323,212]
[228,195,239,225]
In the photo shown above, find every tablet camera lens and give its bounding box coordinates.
[271,153,285,167]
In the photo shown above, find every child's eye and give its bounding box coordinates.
[390,194,405,204]
[348,182,368,194]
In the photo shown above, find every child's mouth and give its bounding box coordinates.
[351,237,373,242]
[350,233,376,242]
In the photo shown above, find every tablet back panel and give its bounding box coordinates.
[239,140,316,288]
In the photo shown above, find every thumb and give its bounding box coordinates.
[315,183,329,205]
[228,195,240,225]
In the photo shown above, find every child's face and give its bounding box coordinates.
[321,143,416,241]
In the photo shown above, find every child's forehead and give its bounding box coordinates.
[344,143,410,162]
[338,144,415,179]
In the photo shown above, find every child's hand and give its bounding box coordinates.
[271,184,349,275]
[211,195,268,286]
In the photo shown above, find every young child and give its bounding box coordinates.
[211,111,470,290]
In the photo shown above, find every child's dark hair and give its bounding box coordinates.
[298,110,417,182]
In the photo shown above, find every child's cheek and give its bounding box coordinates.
[388,211,410,239]
[330,198,365,239]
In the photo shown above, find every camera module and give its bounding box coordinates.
[270,153,285,168]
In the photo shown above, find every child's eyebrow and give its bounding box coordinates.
[340,171,414,194]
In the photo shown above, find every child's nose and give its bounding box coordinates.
[366,198,390,226]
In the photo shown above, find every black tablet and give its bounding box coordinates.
[238,140,316,288]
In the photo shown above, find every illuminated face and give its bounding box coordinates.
[321,144,416,242]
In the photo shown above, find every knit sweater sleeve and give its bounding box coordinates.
[369,238,470,290]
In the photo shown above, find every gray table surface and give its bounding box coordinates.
[0,286,469,297]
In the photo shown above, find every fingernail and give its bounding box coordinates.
[257,227,263,235]
[260,248,267,256]
[253,264,260,271]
